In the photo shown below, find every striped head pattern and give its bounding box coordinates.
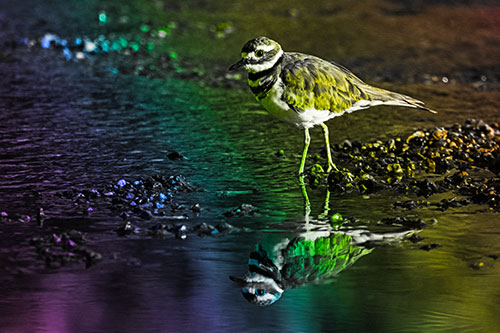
[228,37,283,74]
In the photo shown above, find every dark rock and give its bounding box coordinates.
[37,207,46,227]
[167,151,184,160]
[215,222,239,234]
[381,217,428,229]
[342,139,352,150]
[134,208,152,220]
[470,261,486,270]
[358,174,385,193]
[408,233,423,243]
[116,221,139,236]
[171,224,187,239]
[82,250,102,268]
[29,231,101,268]
[414,179,438,197]
[420,243,442,251]
[190,203,201,213]
[190,222,216,236]
[223,203,257,217]
[394,200,419,210]
[148,223,172,238]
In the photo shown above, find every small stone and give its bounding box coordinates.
[191,222,215,236]
[275,149,285,157]
[406,130,426,143]
[342,139,352,149]
[172,224,187,239]
[167,151,184,160]
[84,251,102,268]
[408,233,423,243]
[190,203,201,213]
[116,221,138,236]
[470,261,485,270]
[37,208,46,227]
[431,127,447,140]
[223,203,256,217]
[135,208,152,220]
[381,217,427,229]
[215,222,239,234]
[420,243,441,251]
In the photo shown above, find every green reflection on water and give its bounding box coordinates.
[91,0,500,330]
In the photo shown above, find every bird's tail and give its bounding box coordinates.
[364,86,437,114]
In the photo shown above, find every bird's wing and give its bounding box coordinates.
[280,53,369,113]
[281,234,373,286]
[280,53,434,114]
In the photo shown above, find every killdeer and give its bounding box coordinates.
[230,227,417,306]
[229,36,436,176]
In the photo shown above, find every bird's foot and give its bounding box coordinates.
[326,163,340,173]
[328,167,355,184]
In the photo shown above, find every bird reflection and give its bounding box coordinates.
[231,226,416,306]
[231,182,417,306]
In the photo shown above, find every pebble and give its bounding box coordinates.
[66,174,193,221]
[167,151,184,160]
[37,207,46,227]
[420,243,442,251]
[380,217,429,229]
[317,120,500,212]
[223,203,257,217]
[116,221,139,236]
[29,231,101,268]
[145,221,242,239]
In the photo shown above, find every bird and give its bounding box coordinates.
[229,36,436,176]
[230,227,418,306]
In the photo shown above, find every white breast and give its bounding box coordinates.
[259,78,337,129]
[259,78,296,123]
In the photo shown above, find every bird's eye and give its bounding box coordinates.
[255,50,265,57]
[255,289,266,296]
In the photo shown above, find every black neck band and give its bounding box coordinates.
[248,54,284,81]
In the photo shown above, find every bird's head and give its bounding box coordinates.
[230,244,284,306]
[228,36,283,74]
[230,273,283,306]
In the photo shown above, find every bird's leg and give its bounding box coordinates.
[298,127,311,176]
[318,189,331,220]
[299,129,312,217]
[320,123,339,173]
[300,175,311,218]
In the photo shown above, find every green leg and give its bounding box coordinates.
[320,123,339,173]
[299,129,311,218]
[318,189,331,220]
[298,128,311,176]
[300,175,311,218]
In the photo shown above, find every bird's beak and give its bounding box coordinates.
[228,59,246,72]
[229,275,247,286]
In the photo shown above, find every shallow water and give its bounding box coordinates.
[1,0,500,332]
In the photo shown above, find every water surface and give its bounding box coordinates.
[1,0,500,332]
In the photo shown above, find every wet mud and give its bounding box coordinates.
[303,119,500,212]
